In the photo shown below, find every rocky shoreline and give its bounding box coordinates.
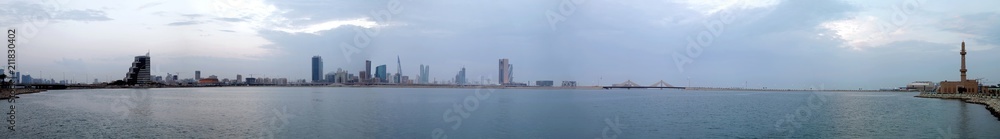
[916,93,1000,120]
[0,89,46,99]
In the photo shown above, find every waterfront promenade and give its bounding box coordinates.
[917,93,1000,120]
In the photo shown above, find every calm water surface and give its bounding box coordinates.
[1,87,998,138]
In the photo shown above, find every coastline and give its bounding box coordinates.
[59,84,919,92]
[0,89,47,99]
[915,93,1000,120]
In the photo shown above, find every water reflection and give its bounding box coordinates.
[0,88,998,138]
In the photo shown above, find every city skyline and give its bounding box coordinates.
[3,0,1000,89]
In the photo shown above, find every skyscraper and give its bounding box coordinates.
[125,52,151,85]
[396,56,402,84]
[375,65,387,83]
[455,67,466,85]
[419,65,424,83]
[393,73,401,84]
[312,56,323,83]
[325,72,336,83]
[365,60,372,82]
[359,71,367,83]
[419,64,430,84]
[195,70,201,80]
[236,74,243,83]
[498,58,511,85]
[509,65,514,83]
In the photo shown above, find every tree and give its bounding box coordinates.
[110,80,127,85]
[0,74,7,89]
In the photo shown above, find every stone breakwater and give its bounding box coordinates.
[916,93,1000,121]
[0,89,45,99]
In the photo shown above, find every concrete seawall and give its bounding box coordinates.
[916,93,1000,121]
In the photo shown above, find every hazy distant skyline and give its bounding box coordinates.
[2,0,1000,89]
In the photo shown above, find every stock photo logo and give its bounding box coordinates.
[1,0,71,45]
[594,115,626,139]
[109,89,152,118]
[432,76,498,139]
[545,0,590,31]
[339,0,408,63]
[671,0,776,73]
[258,106,295,138]
[771,84,827,137]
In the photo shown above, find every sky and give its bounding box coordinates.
[1,0,999,89]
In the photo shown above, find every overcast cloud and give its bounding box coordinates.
[2,0,999,89]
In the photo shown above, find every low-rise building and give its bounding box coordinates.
[536,80,554,87]
[562,81,577,87]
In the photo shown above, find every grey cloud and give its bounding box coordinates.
[0,1,113,26]
[167,21,203,26]
[181,14,203,18]
[940,12,1000,46]
[54,9,113,21]
[137,2,163,10]
[214,17,244,22]
[151,11,168,16]
[55,58,89,73]
[249,0,991,88]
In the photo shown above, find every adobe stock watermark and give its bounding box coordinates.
[593,115,626,139]
[5,29,17,131]
[258,106,295,138]
[934,126,958,139]
[109,89,152,118]
[771,84,827,137]
[431,76,498,139]
[8,0,67,45]
[340,0,409,63]
[853,0,927,42]
[671,4,741,73]
[545,0,589,31]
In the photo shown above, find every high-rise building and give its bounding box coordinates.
[396,56,402,84]
[20,74,31,84]
[335,68,349,83]
[419,65,424,83]
[388,73,396,83]
[125,52,151,85]
[455,67,466,85]
[312,56,323,82]
[359,71,367,83]
[392,73,401,84]
[365,60,372,82]
[236,74,243,83]
[325,72,336,83]
[375,65,387,83]
[498,58,512,85]
[419,64,430,84]
[195,70,202,80]
[509,65,514,83]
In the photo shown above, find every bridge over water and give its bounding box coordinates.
[602,80,686,89]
